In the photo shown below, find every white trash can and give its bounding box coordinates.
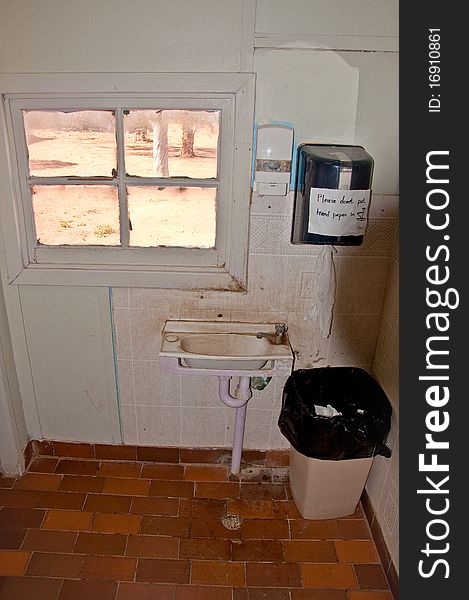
[289,446,374,520]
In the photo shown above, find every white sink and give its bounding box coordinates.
[160,321,293,373]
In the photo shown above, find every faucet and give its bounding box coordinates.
[256,323,288,345]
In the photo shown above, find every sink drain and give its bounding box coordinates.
[221,514,242,530]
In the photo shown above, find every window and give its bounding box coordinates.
[0,74,255,289]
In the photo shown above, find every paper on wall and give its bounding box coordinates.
[307,188,371,237]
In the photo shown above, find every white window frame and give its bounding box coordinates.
[0,73,255,290]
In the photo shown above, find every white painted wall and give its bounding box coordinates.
[19,286,121,443]
[0,282,27,474]
[0,0,247,74]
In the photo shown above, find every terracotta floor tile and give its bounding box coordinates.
[42,509,93,531]
[246,562,302,587]
[347,593,394,600]
[84,493,132,514]
[55,459,100,476]
[341,505,364,520]
[0,550,31,576]
[73,532,127,556]
[179,498,227,519]
[232,468,272,483]
[334,540,380,563]
[241,518,290,540]
[141,515,191,537]
[58,579,118,600]
[0,507,46,529]
[130,496,179,516]
[136,558,190,584]
[81,555,137,581]
[301,563,359,589]
[126,534,179,558]
[0,528,27,550]
[190,559,245,586]
[37,491,86,510]
[179,538,231,560]
[290,591,347,600]
[231,539,284,562]
[2,454,393,599]
[237,589,291,600]
[25,551,84,578]
[354,564,390,589]
[0,489,42,508]
[195,482,240,499]
[22,529,77,553]
[337,519,371,540]
[290,519,339,540]
[97,461,142,478]
[265,449,290,466]
[175,585,232,600]
[0,477,15,488]
[95,444,137,461]
[241,483,287,500]
[179,448,228,464]
[149,480,194,498]
[141,464,185,480]
[28,457,60,473]
[137,446,180,463]
[31,440,54,456]
[116,582,176,600]
[92,513,142,534]
[184,465,229,482]
[59,475,105,493]
[53,441,94,458]
[190,517,240,540]
[283,540,337,562]
[273,500,303,520]
[0,576,63,600]
[227,499,275,519]
[13,473,62,491]
[103,477,151,496]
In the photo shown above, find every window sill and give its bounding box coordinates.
[9,262,246,291]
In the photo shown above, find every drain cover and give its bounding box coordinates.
[221,514,242,530]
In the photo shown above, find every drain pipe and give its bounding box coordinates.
[218,376,252,475]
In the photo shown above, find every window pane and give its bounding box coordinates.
[32,185,120,246]
[124,110,219,178]
[127,186,216,248]
[23,111,116,177]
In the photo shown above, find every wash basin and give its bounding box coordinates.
[160,321,293,372]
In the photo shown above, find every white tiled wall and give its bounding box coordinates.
[369,231,399,574]
[112,193,397,450]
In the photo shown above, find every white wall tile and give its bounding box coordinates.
[120,404,137,445]
[181,406,227,447]
[335,257,389,316]
[133,360,180,407]
[136,405,181,446]
[111,287,129,309]
[113,308,132,359]
[327,314,381,365]
[116,359,135,406]
[243,408,272,449]
[180,375,220,408]
[129,288,179,312]
[130,309,166,360]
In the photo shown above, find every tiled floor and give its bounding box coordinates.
[1,453,393,600]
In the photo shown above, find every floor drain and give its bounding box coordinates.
[221,514,242,530]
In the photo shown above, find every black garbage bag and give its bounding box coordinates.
[278,367,392,460]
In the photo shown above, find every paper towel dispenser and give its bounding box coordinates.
[291,144,374,246]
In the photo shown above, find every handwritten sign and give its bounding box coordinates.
[307,188,371,237]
